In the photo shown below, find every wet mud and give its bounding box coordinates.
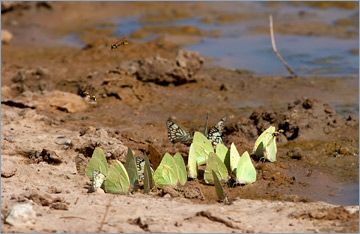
[1,1,359,233]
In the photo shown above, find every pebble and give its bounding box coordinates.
[94,188,105,194]
[1,29,13,44]
[54,136,71,145]
[35,67,49,78]
[1,167,17,178]
[5,203,36,227]
[50,202,68,210]
[4,135,14,143]
[163,194,171,199]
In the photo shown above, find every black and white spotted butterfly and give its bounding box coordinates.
[136,157,154,182]
[92,170,106,191]
[166,119,191,143]
[204,114,227,148]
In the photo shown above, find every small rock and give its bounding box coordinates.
[161,186,180,198]
[54,136,71,145]
[1,29,13,44]
[94,189,105,194]
[36,1,53,9]
[1,167,17,178]
[163,194,171,199]
[344,206,359,215]
[132,49,203,86]
[286,148,303,160]
[346,114,357,122]
[1,158,17,178]
[50,202,68,210]
[174,221,182,227]
[5,203,36,226]
[219,84,228,91]
[11,71,26,83]
[35,67,50,78]
[80,126,96,136]
[48,186,62,194]
[184,186,204,200]
[26,191,53,206]
[4,135,14,142]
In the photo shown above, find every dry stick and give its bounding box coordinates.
[97,196,113,233]
[269,15,298,78]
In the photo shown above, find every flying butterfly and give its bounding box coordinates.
[111,38,128,50]
[166,119,191,144]
[205,115,227,148]
[136,157,154,182]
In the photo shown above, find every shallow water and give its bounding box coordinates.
[60,2,359,76]
[187,34,358,76]
[60,3,358,76]
[331,182,359,206]
[109,3,358,76]
[312,181,359,206]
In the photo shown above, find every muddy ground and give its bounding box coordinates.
[1,1,359,233]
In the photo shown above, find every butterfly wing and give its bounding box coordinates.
[136,157,145,182]
[75,155,88,176]
[148,144,163,170]
[92,170,106,191]
[166,120,190,143]
[207,116,227,148]
[136,157,154,182]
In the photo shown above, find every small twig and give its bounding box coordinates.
[269,15,297,78]
[97,196,113,233]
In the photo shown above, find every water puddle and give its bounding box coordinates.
[308,181,359,206]
[287,166,359,206]
[60,3,358,77]
[330,182,359,206]
[333,103,359,117]
[58,33,87,48]
[188,34,358,76]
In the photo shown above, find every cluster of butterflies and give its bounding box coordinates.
[75,150,154,190]
[166,114,226,148]
[75,125,283,202]
[75,145,186,193]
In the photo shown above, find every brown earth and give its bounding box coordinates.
[1,1,359,233]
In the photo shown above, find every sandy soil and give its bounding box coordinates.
[1,2,359,233]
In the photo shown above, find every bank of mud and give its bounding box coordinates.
[1,1,359,233]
